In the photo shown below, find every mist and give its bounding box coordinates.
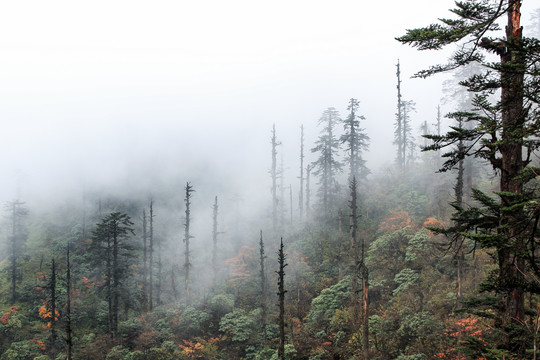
[1,1,539,359]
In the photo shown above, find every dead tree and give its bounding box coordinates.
[299,125,305,221]
[66,244,73,360]
[184,182,195,305]
[212,196,219,287]
[259,231,267,345]
[276,238,288,360]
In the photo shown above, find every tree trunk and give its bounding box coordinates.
[498,0,525,354]
[66,245,73,360]
[149,201,154,310]
[277,238,287,360]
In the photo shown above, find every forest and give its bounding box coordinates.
[1,1,540,359]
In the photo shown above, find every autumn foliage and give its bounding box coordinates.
[379,210,413,232]
[0,306,19,325]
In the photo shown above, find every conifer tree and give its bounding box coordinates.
[212,196,219,287]
[142,208,148,311]
[398,0,540,354]
[65,244,73,360]
[276,238,287,360]
[311,107,343,217]
[48,258,57,356]
[91,212,135,339]
[5,200,27,305]
[149,201,154,310]
[259,230,267,345]
[299,125,305,221]
[183,182,195,305]
[341,98,370,182]
[394,60,404,171]
[270,124,281,234]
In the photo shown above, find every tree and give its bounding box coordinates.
[149,200,155,310]
[184,182,195,305]
[299,125,305,221]
[91,212,135,339]
[212,196,219,288]
[342,98,370,182]
[270,124,282,234]
[65,244,73,360]
[398,0,540,354]
[5,200,28,305]
[394,60,405,171]
[276,238,288,360]
[402,100,417,166]
[142,208,148,311]
[349,177,369,359]
[259,230,267,345]
[311,107,343,217]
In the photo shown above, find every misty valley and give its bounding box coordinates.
[1,1,540,360]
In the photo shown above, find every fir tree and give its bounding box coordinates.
[311,107,343,217]
[398,0,540,355]
[341,98,370,182]
[183,182,195,305]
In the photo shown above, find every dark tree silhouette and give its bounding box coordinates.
[399,0,540,354]
[259,230,267,345]
[183,182,195,305]
[341,98,370,182]
[91,212,135,339]
[276,238,288,360]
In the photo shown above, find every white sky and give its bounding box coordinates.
[0,0,535,207]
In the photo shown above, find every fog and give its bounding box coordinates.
[0,0,457,205]
[1,0,538,233]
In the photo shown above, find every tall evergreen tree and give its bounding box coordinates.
[311,107,343,217]
[341,98,370,182]
[299,125,305,221]
[212,196,219,288]
[183,182,195,305]
[91,212,135,339]
[65,244,73,360]
[402,99,417,167]
[398,0,540,354]
[5,200,27,305]
[148,201,154,310]
[259,230,267,345]
[142,208,148,311]
[276,238,287,360]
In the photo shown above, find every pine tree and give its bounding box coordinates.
[5,200,28,305]
[65,244,73,360]
[91,212,135,339]
[341,98,370,182]
[212,196,219,287]
[394,60,404,171]
[148,201,154,310]
[398,0,540,354]
[259,230,267,345]
[276,238,288,360]
[142,208,148,311]
[299,125,305,221]
[183,182,195,305]
[311,107,343,217]
[48,258,57,356]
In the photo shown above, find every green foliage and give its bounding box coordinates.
[306,276,350,332]
[219,308,257,342]
[177,306,211,336]
[393,269,419,296]
[0,340,42,360]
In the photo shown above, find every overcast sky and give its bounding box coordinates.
[0,0,537,209]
